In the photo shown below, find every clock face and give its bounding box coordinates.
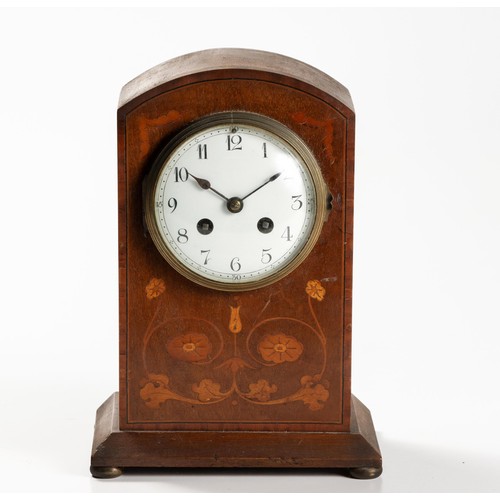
[144,113,327,290]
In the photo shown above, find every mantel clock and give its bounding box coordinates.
[90,48,382,480]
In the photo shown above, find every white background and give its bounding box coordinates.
[0,4,499,495]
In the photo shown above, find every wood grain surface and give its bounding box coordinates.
[117,49,355,433]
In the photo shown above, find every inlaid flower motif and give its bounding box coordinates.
[167,332,212,362]
[305,280,326,301]
[192,378,226,402]
[146,277,166,299]
[139,373,176,408]
[246,379,278,402]
[298,374,330,410]
[258,333,303,364]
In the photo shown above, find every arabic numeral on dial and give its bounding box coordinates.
[230,257,241,272]
[157,198,177,213]
[291,195,303,210]
[174,167,188,182]
[167,197,177,213]
[198,144,207,159]
[281,226,293,241]
[261,248,272,264]
[227,134,242,151]
[200,249,211,265]
[177,228,188,244]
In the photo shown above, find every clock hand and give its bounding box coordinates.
[241,172,282,201]
[188,172,229,201]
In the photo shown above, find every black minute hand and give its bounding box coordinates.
[241,172,282,201]
[188,172,229,201]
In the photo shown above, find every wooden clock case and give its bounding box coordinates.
[90,49,382,479]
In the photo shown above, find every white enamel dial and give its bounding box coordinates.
[145,113,327,291]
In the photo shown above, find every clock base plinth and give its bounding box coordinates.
[90,392,382,479]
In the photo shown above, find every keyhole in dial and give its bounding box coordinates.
[197,218,214,235]
[257,217,274,234]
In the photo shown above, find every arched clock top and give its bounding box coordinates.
[118,48,354,116]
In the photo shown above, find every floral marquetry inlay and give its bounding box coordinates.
[306,279,326,301]
[145,277,166,300]
[166,333,212,362]
[258,333,304,364]
[139,278,331,412]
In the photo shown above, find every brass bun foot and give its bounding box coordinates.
[349,466,383,480]
[90,466,123,479]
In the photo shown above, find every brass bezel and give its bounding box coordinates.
[144,112,328,292]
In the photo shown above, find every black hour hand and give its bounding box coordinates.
[189,172,229,201]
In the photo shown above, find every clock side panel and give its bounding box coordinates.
[118,79,354,432]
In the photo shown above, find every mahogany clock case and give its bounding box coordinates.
[120,50,352,432]
[91,49,382,477]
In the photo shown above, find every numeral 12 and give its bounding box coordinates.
[227,135,242,150]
